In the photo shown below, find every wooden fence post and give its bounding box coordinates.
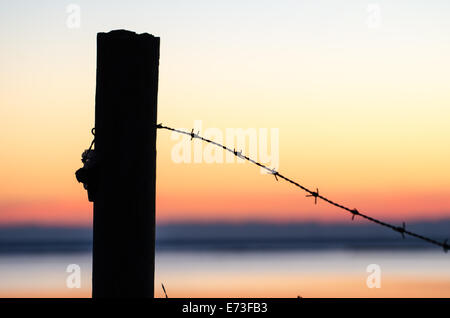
[92,29,159,297]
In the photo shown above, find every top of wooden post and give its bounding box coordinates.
[97,29,159,40]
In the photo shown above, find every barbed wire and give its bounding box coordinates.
[156,123,449,253]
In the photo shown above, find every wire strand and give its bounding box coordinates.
[156,123,449,253]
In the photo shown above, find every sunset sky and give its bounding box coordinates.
[1,0,450,226]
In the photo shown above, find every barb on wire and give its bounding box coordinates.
[306,188,319,205]
[396,222,407,239]
[351,209,360,221]
[156,123,450,253]
[234,148,244,159]
[268,168,278,181]
[190,128,199,140]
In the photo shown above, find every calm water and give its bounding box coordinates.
[1,250,449,297]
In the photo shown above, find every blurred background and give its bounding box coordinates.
[1,0,450,297]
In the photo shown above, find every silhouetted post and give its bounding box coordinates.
[93,30,159,297]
